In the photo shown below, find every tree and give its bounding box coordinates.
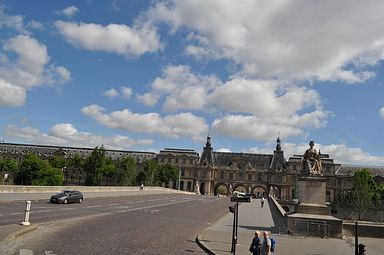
[143,160,159,186]
[84,146,106,186]
[116,157,136,186]
[136,171,146,185]
[14,154,63,185]
[158,164,178,187]
[103,158,117,185]
[0,158,18,183]
[351,169,375,220]
[32,166,64,186]
[48,156,67,169]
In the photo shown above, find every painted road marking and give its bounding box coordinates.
[86,205,102,208]
[115,199,192,213]
[19,249,33,255]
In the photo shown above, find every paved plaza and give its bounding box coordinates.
[197,198,384,255]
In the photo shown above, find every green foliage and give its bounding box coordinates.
[84,146,106,185]
[116,157,137,186]
[0,158,18,173]
[136,171,146,185]
[48,156,67,169]
[143,160,159,186]
[351,169,375,219]
[158,163,178,187]
[32,166,64,186]
[14,154,63,185]
[334,169,384,219]
[103,158,117,185]
[68,154,84,170]
[217,185,227,195]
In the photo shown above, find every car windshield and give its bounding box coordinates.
[57,191,71,195]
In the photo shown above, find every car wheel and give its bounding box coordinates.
[63,199,68,204]
[78,198,83,203]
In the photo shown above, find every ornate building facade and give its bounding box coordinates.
[1,138,384,204]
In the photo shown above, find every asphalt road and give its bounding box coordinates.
[0,193,230,254]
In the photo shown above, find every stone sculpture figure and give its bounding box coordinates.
[302,141,322,176]
[195,180,200,195]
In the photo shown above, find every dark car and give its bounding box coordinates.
[50,190,83,204]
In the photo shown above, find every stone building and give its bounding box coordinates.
[1,139,384,204]
[0,142,156,185]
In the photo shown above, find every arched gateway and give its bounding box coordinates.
[214,182,267,197]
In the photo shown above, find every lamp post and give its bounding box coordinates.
[178,164,181,190]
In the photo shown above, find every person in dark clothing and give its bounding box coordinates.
[249,231,261,255]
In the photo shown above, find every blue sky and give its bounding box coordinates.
[1,0,384,166]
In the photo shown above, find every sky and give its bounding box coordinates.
[1,0,384,166]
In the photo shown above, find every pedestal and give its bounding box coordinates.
[286,176,342,238]
[296,176,330,215]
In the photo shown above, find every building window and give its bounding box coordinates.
[175,158,179,163]
[229,173,233,180]
[181,169,185,177]
[239,172,244,180]
[326,191,330,202]
[248,174,252,181]
[220,171,224,179]
[258,174,261,182]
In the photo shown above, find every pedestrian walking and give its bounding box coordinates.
[260,231,271,255]
[261,197,265,208]
[249,231,261,255]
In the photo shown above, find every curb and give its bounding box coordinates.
[4,224,39,242]
[196,233,216,255]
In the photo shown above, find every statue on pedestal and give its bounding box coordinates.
[302,141,322,176]
[195,180,200,195]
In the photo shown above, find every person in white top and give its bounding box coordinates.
[261,196,265,208]
[260,231,271,255]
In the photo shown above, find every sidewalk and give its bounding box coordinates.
[197,198,384,255]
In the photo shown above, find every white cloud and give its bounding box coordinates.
[54,20,162,57]
[0,35,71,108]
[379,107,384,120]
[217,148,231,152]
[245,141,384,166]
[1,35,71,88]
[58,6,79,17]
[103,86,133,99]
[4,123,153,150]
[146,1,384,83]
[0,79,26,107]
[81,104,208,141]
[212,115,304,142]
[103,87,119,99]
[121,86,133,98]
[137,65,220,111]
[139,65,329,141]
[136,92,159,106]
[0,6,26,33]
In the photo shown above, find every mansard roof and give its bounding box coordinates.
[212,151,273,168]
[0,142,157,161]
[335,165,384,177]
[159,148,199,157]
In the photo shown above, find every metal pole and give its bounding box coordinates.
[178,165,181,190]
[235,202,239,242]
[231,203,236,253]
[355,221,358,255]
[21,201,31,226]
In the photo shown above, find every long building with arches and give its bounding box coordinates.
[1,138,384,204]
